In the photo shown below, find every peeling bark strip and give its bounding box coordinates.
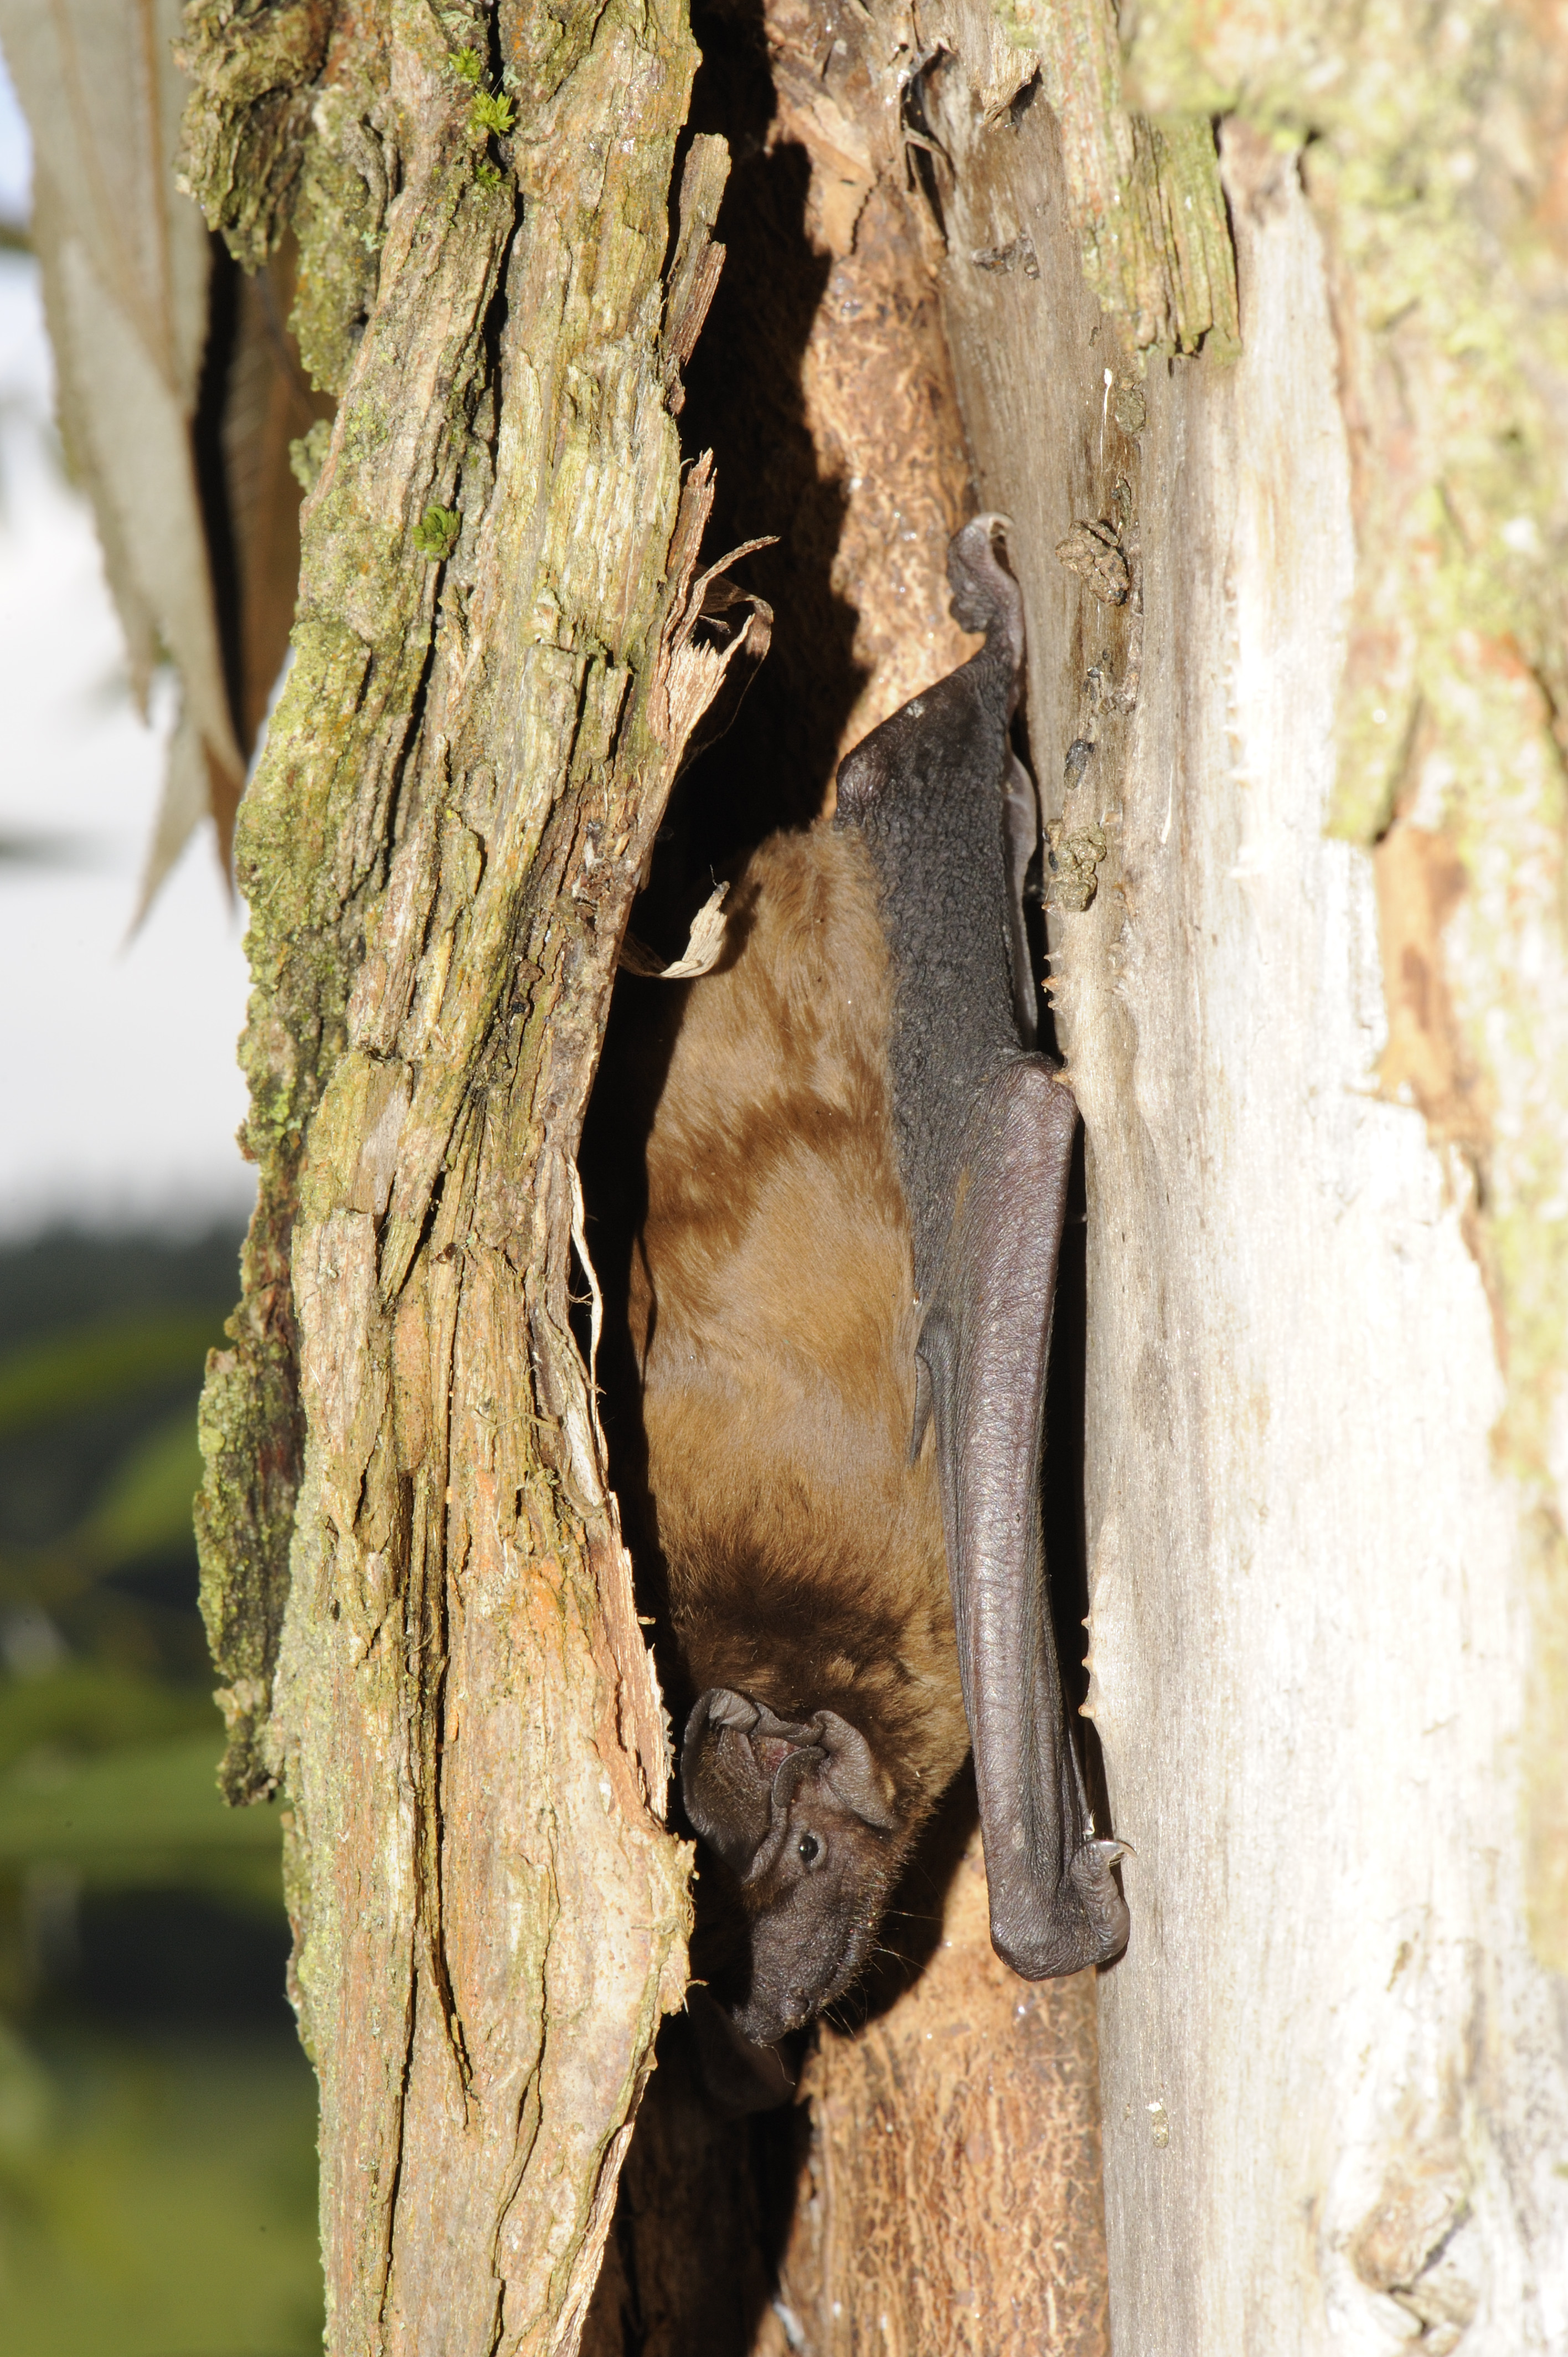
[987,0,1237,355]
[181,1,756,2344]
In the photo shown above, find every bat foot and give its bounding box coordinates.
[1068,1836,1133,1963]
[987,1838,1132,1980]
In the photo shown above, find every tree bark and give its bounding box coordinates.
[183,4,744,2344]
[917,2,1568,2347]
[175,0,1568,2346]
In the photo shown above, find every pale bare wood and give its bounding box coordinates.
[924,7,1568,2348]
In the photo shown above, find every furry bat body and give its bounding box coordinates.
[627,520,1129,2046]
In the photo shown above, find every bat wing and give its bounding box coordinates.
[917,1058,1130,1978]
[1003,752,1041,1049]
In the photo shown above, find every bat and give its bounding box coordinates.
[622,518,1129,2049]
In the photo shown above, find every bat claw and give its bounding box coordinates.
[1068,1836,1133,1963]
[947,516,1024,666]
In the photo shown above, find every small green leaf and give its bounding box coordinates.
[470,88,515,137]
[473,158,503,192]
[413,504,461,561]
[451,44,483,83]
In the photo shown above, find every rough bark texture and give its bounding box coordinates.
[181,2,759,2345]
[921,2,1568,2348]
[168,0,1568,2343]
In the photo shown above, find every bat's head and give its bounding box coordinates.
[681,1689,904,2046]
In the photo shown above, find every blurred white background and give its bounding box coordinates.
[0,49,254,1241]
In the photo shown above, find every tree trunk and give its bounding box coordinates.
[916,2,1568,2348]
[183,4,733,2344]
[177,0,1568,2347]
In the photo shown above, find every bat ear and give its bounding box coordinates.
[680,1692,897,1879]
[807,1708,898,1829]
[680,1690,776,1874]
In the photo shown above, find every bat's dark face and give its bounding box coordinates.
[681,1690,905,2045]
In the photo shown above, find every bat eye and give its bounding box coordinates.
[797,1833,822,1866]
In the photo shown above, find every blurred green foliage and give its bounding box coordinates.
[0,2026,320,2356]
[0,1309,219,1435]
[0,1228,321,2356]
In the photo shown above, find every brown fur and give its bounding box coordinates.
[630,826,971,1835]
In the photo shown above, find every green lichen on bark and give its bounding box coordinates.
[289,83,388,393]
[195,1219,305,1804]
[177,0,335,268]
[182,0,720,2327]
[994,0,1239,355]
[182,2,401,396]
[1115,0,1568,1971]
[177,0,517,1794]
[262,0,712,2323]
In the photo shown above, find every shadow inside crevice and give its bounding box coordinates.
[579,6,866,2339]
[581,2006,808,2357]
[648,0,867,903]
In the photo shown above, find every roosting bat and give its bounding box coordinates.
[626,518,1129,2047]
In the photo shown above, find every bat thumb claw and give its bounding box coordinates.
[1069,1838,1133,1963]
[947,517,1025,666]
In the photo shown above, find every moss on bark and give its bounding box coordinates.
[179,0,742,2337]
[994,0,1239,356]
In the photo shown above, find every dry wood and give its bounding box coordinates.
[923,4,1568,2346]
